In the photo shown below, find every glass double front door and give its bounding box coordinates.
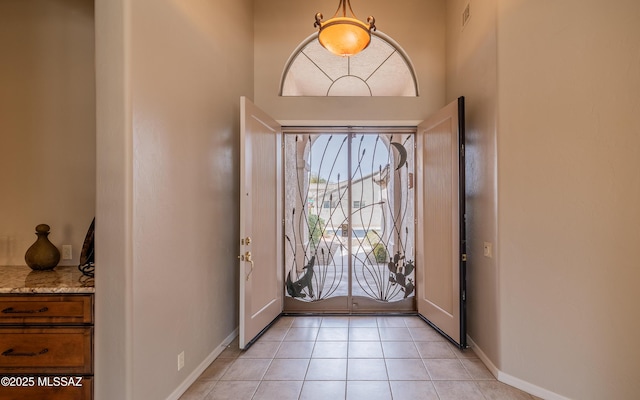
[283,131,416,313]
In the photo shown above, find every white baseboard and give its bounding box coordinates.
[166,327,239,400]
[467,335,572,400]
[466,335,500,378]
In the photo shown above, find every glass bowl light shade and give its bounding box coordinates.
[318,17,372,57]
[314,0,376,57]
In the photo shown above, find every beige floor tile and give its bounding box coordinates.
[476,380,535,400]
[273,316,295,328]
[263,358,309,381]
[259,325,289,341]
[451,344,479,358]
[349,316,378,327]
[409,326,446,341]
[385,358,430,380]
[178,379,217,399]
[313,341,348,358]
[317,327,349,341]
[390,381,439,399]
[198,358,234,381]
[348,340,383,358]
[299,381,346,400]
[349,327,380,341]
[322,317,350,327]
[238,341,281,359]
[433,380,485,400]
[292,316,323,327]
[306,358,347,380]
[217,341,242,359]
[377,316,408,327]
[347,358,388,380]
[252,380,303,400]
[415,341,457,359]
[346,381,392,400]
[204,380,259,400]
[275,341,315,358]
[378,326,413,341]
[381,341,420,358]
[461,358,495,380]
[403,316,429,327]
[425,359,472,380]
[180,316,539,400]
[284,327,319,341]
[220,358,271,381]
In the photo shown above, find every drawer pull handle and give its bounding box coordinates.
[1,306,49,314]
[2,348,49,357]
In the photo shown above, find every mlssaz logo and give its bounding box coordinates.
[37,376,83,387]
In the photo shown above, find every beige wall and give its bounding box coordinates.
[254,0,446,123]
[447,1,640,398]
[497,1,640,399]
[445,0,500,368]
[95,0,254,398]
[0,0,95,267]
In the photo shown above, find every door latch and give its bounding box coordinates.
[238,251,254,281]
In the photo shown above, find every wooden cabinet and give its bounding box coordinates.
[0,294,94,400]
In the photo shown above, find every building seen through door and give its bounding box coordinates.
[283,129,416,313]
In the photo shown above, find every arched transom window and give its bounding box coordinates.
[280,31,419,97]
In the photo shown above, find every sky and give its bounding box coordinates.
[309,134,399,183]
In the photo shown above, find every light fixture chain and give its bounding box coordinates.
[368,16,376,31]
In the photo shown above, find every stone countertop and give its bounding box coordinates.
[0,265,95,294]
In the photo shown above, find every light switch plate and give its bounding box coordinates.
[483,242,493,258]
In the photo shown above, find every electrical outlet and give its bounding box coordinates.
[62,245,72,260]
[483,242,493,258]
[177,351,185,371]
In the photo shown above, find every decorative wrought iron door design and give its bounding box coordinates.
[284,131,415,313]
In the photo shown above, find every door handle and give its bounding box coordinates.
[241,237,252,245]
[2,348,49,357]
[2,306,49,314]
[238,251,254,281]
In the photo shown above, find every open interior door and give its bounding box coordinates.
[239,96,283,349]
[416,97,467,348]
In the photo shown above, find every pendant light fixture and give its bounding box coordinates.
[314,0,376,57]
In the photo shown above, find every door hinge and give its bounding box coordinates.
[461,253,467,262]
[461,144,465,157]
[462,290,466,301]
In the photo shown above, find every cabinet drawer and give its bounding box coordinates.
[0,295,93,325]
[0,376,92,400]
[0,327,92,374]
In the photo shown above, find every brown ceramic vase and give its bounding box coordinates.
[24,224,60,271]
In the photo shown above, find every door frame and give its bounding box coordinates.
[239,99,466,348]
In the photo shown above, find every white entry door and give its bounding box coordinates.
[239,97,283,349]
[416,97,467,348]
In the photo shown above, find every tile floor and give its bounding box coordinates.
[179,316,540,400]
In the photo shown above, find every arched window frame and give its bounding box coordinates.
[279,31,420,97]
